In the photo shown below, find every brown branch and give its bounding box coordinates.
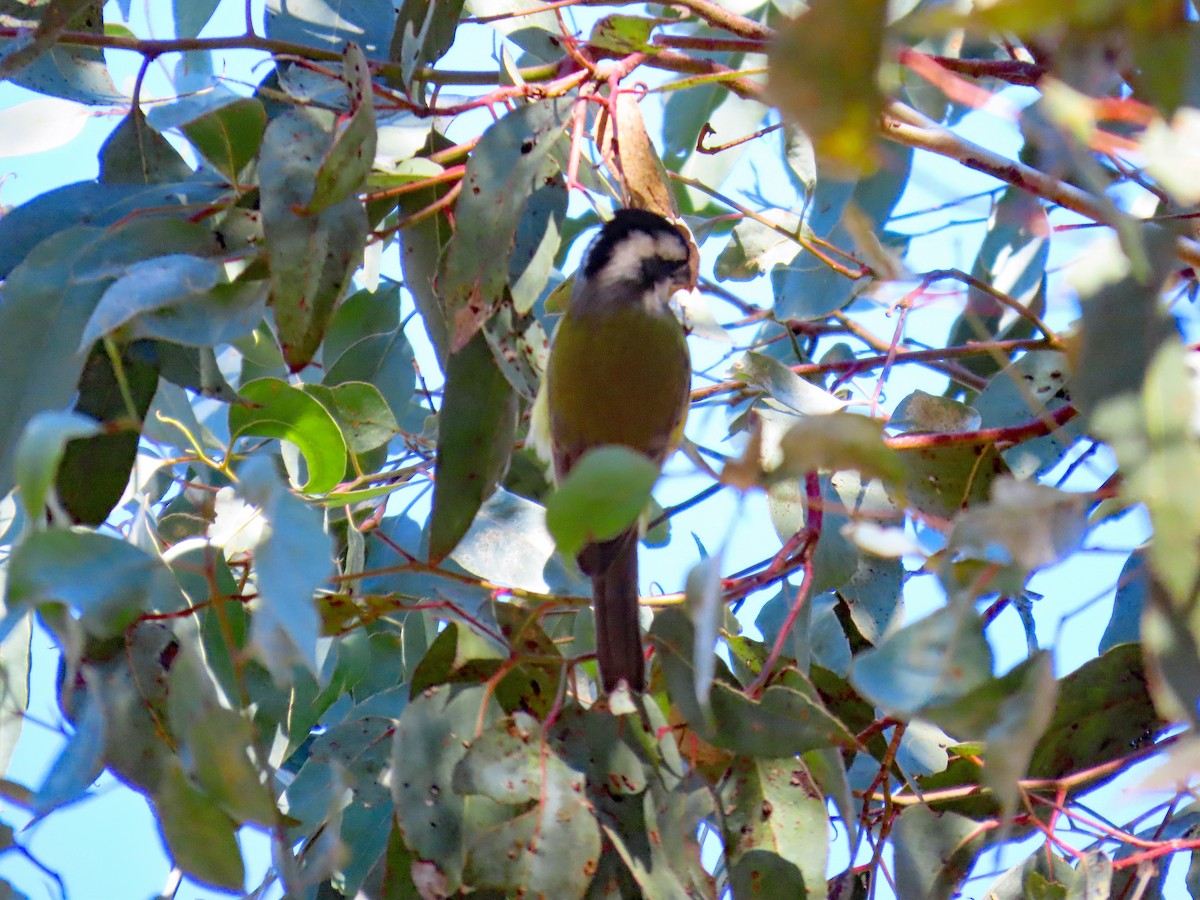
[883,403,1078,451]
[690,338,1051,405]
[882,100,1200,270]
[652,34,768,53]
[639,49,765,100]
[747,471,822,697]
[0,26,563,87]
[643,0,772,40]
[924,268,1060,344]
[906,50,1045,87]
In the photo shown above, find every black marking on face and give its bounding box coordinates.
[581,208,691,288]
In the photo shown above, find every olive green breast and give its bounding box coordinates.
[547,305,690,476]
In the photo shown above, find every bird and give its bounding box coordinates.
[542,208,694,692]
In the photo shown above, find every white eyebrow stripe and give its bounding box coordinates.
[654,233,689,262]
[599,232,656,281]
[595,231,688,283]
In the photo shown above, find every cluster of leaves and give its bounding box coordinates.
[0,0,1199,897]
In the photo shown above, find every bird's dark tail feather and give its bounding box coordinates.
[592,534,644,693]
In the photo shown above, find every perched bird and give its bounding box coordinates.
[544,208,693,692]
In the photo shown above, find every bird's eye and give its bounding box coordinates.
[641,254,689,285]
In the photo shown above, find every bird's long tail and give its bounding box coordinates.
[590,531,645,692]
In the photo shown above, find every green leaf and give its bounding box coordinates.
[439,98,573,349]
[340,802,397,896]
[767,0,887,175]
[408,621,506,696]
[236,456,332,678]
[1073,225,1176,416]
[390,0,466,88]
[180,97,267,181]
[894,438,1009,519]
[546,702,651,798]
[323,284,402,367]
[600,786,702,899]
[720,755,827,897]
[714,213,801,282]
[1068,852,1112,900]
[546,446,660,561]
[909,0,1181,35]
[99,108,193,185]
[173,0,221,37]
[946,478,1088,575]
[892,805,987,900]
[152,761,245,891]
[323,326,417,424]
[891,390,980,434]
[81,254,224,347]
[463,0,560,63]
[850,603,993,717]
[767,472,895,601]
[776,413,903,485]
[31,689,105,815]
[973,351,1078,479]
[395,133,456,366]
[57,341,160,526]
[428,333,519,562]
[186,706,276,826]
[391,683,502,892]
[455,713,602,899]
[770,220,862,321]
[0,215,220,496]
[1027,643,1164,785]
[1099,549,1148,652]
[983,846,1076,900]
[652,609,857,756]
[0,178,225,280]
[154,343,236,402]
[450,489,586,595]
[921,652,1056,817]
[686,554,724,709]
[259,107,368,370]
[229,377,348,494]
[665,67,767,214]
[1097,340,1200,605]
[1136,595,1200,728]
[308,715,394,806]
[507,173,567,315]
[782,125,817,198]
[733,352,846,416]
[266,0,396,55]
[0,0,121,104]
[946,187,1049,359]
[308,42,377,214]
[62,622,180,795]
[131,280,269,348]
[588,14,656,53]
[13,410,101,521]
[0,228,106,496]
[4,530,179,641]
[839,552,904,645]
[303,381,399,455]
[0,0,95,76]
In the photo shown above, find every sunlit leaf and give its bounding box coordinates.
[851,603,992,717]
[180,97,267,181]
[440,98,573,350]
[259,107,368,370]
[545,446,660,561]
